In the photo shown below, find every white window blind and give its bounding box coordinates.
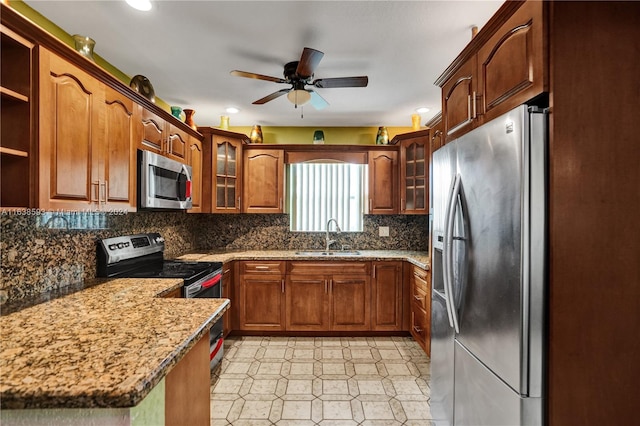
[288,163,366,232]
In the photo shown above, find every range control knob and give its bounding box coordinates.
[108,244,117,250]
[117,243,125,249]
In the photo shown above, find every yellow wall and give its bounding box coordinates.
[230,126,416,145]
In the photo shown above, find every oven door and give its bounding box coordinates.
[138,149,192,210]
[185,270,222,298]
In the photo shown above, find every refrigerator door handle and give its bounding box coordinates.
[441,174,457,328]
[445,173,462,334]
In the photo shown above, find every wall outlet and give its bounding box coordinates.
[379,226,390,237]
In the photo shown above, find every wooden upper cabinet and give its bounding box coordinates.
[442,57,477,141]
[187,137,203,213]
[396,131,429,215]
[243,148,284,213]
[166,123,188,162]
[38,48,104,210]
[1,25,35,209]
[140,107,165,154]
[368,150,398,214]
[212,135,243,213]
[477,0,545,123]
[103,86,136,210]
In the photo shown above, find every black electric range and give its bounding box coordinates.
[96,233,222,298]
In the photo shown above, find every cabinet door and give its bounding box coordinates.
[442,57,477,142]
[330,274,371,331]
[140,108,165,154]
[477,0,544,123]
[38,48,104,210]
[371,261,403,331]
[239,275,285,331]
[212,136,242,213]
[187,137,203,213]
[103,86,136,211]
[166,123,188,161]
[400,138,429,214]
[368,150,398,214]
[410,266,431,355]
[286,275,330,331]
[243,149,284,213]
[221,263,233,337]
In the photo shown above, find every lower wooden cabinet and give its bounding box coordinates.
[165,333,210,425]
[409,264,431,355]
[286,262,371,332]
[371,261,403,331]
[238,261,286,331]
[221,262,234,337]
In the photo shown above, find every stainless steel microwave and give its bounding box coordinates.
[137,150,192,210]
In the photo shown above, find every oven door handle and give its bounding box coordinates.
[201,274,222,289]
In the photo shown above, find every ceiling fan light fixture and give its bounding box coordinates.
[287,89,311,106]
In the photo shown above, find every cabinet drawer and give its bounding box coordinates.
[240,261,285,275]
[288,261,370,276]
[412,266,429,291]
[411,309,428,345]
[412,285,429,312]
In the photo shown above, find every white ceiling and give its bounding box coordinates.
[25,0,503,128]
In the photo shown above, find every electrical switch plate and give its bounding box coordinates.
[379,226,390,237]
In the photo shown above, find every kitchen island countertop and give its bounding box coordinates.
[0,278,229,409]
[177,250,430,270]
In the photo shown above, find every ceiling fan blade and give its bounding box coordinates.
[313,76,369,88]
[308,90,329,110]
[230,70,286,83]
[252,89,291,105]
[296,47,324,78]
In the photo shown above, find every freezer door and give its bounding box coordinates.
[454,341,542,425]
[452,105,526,393]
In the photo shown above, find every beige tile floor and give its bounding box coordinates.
[210,336,432,426]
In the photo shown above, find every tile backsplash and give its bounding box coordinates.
[1,212,428,304]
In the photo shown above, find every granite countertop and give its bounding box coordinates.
[0,278,229,409]
[177,250,430,270]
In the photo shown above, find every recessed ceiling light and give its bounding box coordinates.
[225,107,240,114]
[126,0,152,12]
[415,107,430,114]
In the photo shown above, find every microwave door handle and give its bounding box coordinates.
[442,174,457,328]
[445,174,462,334]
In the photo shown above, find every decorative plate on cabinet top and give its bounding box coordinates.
[129,75,156,103]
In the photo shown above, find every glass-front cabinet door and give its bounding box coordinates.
[212,135,242,213]
[398,130,430,215]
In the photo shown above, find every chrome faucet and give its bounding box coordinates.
[325,218,342,251]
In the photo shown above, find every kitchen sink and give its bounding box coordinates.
[295,250,361,256]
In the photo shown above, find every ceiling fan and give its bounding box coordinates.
[230,47,368,110]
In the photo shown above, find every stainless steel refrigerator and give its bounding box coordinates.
[431,105,547,425]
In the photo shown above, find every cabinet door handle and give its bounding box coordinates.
[472,91,477,119]
[281,279,285,293]
[279,198,283,210]
[401,198,406,211]
[100,180,108,206]
[467,94,472,121]
[329,279,333,292]
[324,279,328,294]
[413,295,424,302]
[369,199,373,212]
[237,196,241,212]
[91,181,100,204]
[413,325,423,334]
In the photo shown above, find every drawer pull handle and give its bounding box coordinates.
[413,295,424,301]
[255,266,269,270]
[413,325,423,334]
